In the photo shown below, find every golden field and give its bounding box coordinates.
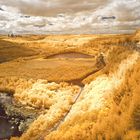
[0,30,140,140]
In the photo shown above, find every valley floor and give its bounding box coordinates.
[0,30,140,140]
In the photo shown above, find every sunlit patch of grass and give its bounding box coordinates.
[45,58,140,140]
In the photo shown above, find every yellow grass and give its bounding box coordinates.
[0,30,140,140]
[45,54,140,140]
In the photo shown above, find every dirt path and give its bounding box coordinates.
[50,87,83,131]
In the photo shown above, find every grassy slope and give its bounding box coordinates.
[0,32,137,86]
[45,52,140,140]
[0,37,38,63]
[0,30,140,140]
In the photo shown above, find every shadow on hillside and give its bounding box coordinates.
[0,39,38,63]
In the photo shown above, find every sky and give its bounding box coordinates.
[0,0,140,34]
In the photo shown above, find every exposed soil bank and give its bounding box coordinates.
[47,52,94,59]
[48,67,104,87]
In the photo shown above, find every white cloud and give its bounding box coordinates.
[0,0,139,34]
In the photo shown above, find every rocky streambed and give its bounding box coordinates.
[0,92,41,139]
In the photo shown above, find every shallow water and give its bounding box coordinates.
[0,93,37,139]
[0,98,21,139]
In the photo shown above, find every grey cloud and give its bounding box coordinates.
[110,0,140,22]
[0,0,140,34]
[0,0,109,16]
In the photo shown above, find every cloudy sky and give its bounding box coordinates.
[0,0,140,34]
